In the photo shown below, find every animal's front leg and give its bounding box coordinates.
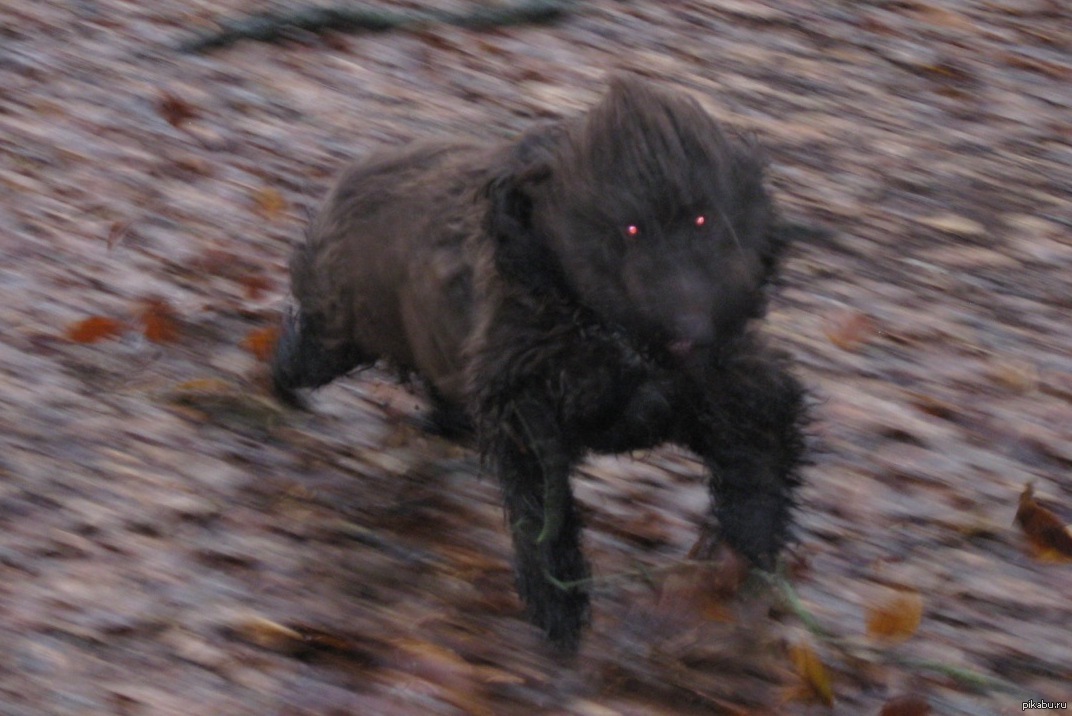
[482,394,590,652]
[687,346,808,569]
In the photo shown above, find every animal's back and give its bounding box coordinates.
[283,141,494,403]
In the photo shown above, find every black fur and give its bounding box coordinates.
[273,77,808,652]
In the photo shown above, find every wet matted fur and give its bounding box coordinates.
[273,76,808,652]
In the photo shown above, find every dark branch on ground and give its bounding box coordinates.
[178,1,576,53]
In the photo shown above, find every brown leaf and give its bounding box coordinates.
[66,316,124,344]
[192,248,244,277]
[1015,482,1072,563]
[292,625,361,655]
[241,274,273,300]
[165,378,284,428]
[251,186,287,221]
[139,298,180,344]
[414,28,456,51]
[905,391,959,421]
[158,90,198,129]
[657,557,744,624]
[988,359,1039,393]
[787,639,835,706]
[917,213,986,237]
[171,153,213,176]
[910,6,973,31]
[241,327,279,363]
[320,31,352,53]
[171,378,234,395]
[866,590,923,642]
[229,615,304,652]
[388,639,495,716]
[824,310,877,352]
[880,694,932,716]
[1003,52,1072,80]
[106,220,131,249]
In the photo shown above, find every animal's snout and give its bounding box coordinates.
[668,312,714,356]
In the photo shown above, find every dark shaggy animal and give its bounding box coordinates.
[273,77,808,652]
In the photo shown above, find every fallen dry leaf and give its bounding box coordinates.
[165,377,284,428]
[191,248,247,278]
[241,326,279,362]
[291,625,362,656]
[787,639,835,706]
[866,589,923,642]
[106,220,131,249]
[988,358,1039,393]
[1002,52,1072,80]
[158,90,199,128]
[1015,482,1072,563]
[824,310,877,352]
[170,153,213,176]
[139,298,180,344]
[880,694,932,716]
[909,5,973,31]
[657,558,744,624]
[387,639,496,716]
[904,391,959,421]
[170,378,234,395]
[241,274,273,300]
[917,213,986,237]
[251,186,287,221]
[65,316,125,344]
[229,614,304,652]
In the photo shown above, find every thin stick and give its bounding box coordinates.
[179,1,575,53]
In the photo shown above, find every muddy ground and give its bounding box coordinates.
[1,1,1070,714]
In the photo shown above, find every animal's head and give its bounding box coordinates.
[487,77,788,361]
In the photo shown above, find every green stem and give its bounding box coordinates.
[766,572,1015,695]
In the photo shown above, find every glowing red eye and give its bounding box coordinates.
[625,224,639,237]
[695,215,706,227]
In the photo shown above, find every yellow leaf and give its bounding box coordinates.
[788,640,834,706]
[823,310,877,352]
[231,615,303,652]
[241,326,280,362]
[170,378,234,395]
[252,186,287,220]
[866,590,923,642]
[1016,482,1072,563]
[917,213,985,237]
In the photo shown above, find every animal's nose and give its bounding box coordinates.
[668,313,713,356]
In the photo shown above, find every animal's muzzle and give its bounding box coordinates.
[668,311,714,357]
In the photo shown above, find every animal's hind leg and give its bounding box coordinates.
[686,346,807,568]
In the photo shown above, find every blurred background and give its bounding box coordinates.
[1,1,1070,714]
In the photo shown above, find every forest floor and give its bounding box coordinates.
[1,1,1070,714]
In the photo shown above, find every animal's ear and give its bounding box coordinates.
[483,127,567,292]
[484,165,544,247]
